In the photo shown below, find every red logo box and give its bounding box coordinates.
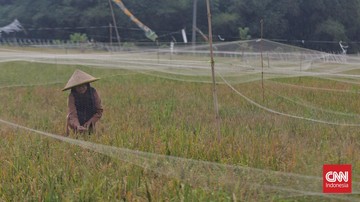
[323,164,352,193]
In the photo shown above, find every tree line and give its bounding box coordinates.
[1,0,360,53]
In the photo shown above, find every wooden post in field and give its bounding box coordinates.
[260,19,264,102]
[299,51,302,82]
[192,0,198,47]
[109,23,113,47]
[206,0,221,139]
[157,41,160,64]
[109,0,121,47]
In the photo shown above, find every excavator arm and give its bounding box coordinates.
[112,0,158,42]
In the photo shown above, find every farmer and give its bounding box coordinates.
[62,69,103,135]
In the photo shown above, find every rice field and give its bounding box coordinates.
[0,44,359,201]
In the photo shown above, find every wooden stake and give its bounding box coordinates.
[206,0,221,139]
[260,19,264,102]
[109,0,121,47]
[109,23,113,46]
[299,51,302,82]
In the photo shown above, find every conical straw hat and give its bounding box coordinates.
[62,69,99,91]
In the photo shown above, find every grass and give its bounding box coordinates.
[0,60,359,201]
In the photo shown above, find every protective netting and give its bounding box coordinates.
[0,40,360,200]
[2,40,360,126]
[1,119,359,201]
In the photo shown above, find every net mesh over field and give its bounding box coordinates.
[1,38,360,130]
[0,39,360,200]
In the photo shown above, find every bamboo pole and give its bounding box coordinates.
[109,0,121,47]
[206,0,221,139]
[260,19,264,102]
[192,0,198,47]
[299,51,302,82]
[109,23,113,46]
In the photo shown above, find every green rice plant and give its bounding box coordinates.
[0,61,359,201]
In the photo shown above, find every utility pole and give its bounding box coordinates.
[192,0,198,47]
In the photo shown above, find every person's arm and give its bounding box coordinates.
[84,90,103,128]
[67,93,81,129]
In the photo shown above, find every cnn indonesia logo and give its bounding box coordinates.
[323,164,352,193]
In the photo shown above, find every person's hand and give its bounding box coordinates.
[76,125,88,133]
[83,120,93,129]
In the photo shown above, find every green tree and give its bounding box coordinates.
[1,0,360,52]
[315,19,347,41]
[70,33,88,43]
[238,27,251,40]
